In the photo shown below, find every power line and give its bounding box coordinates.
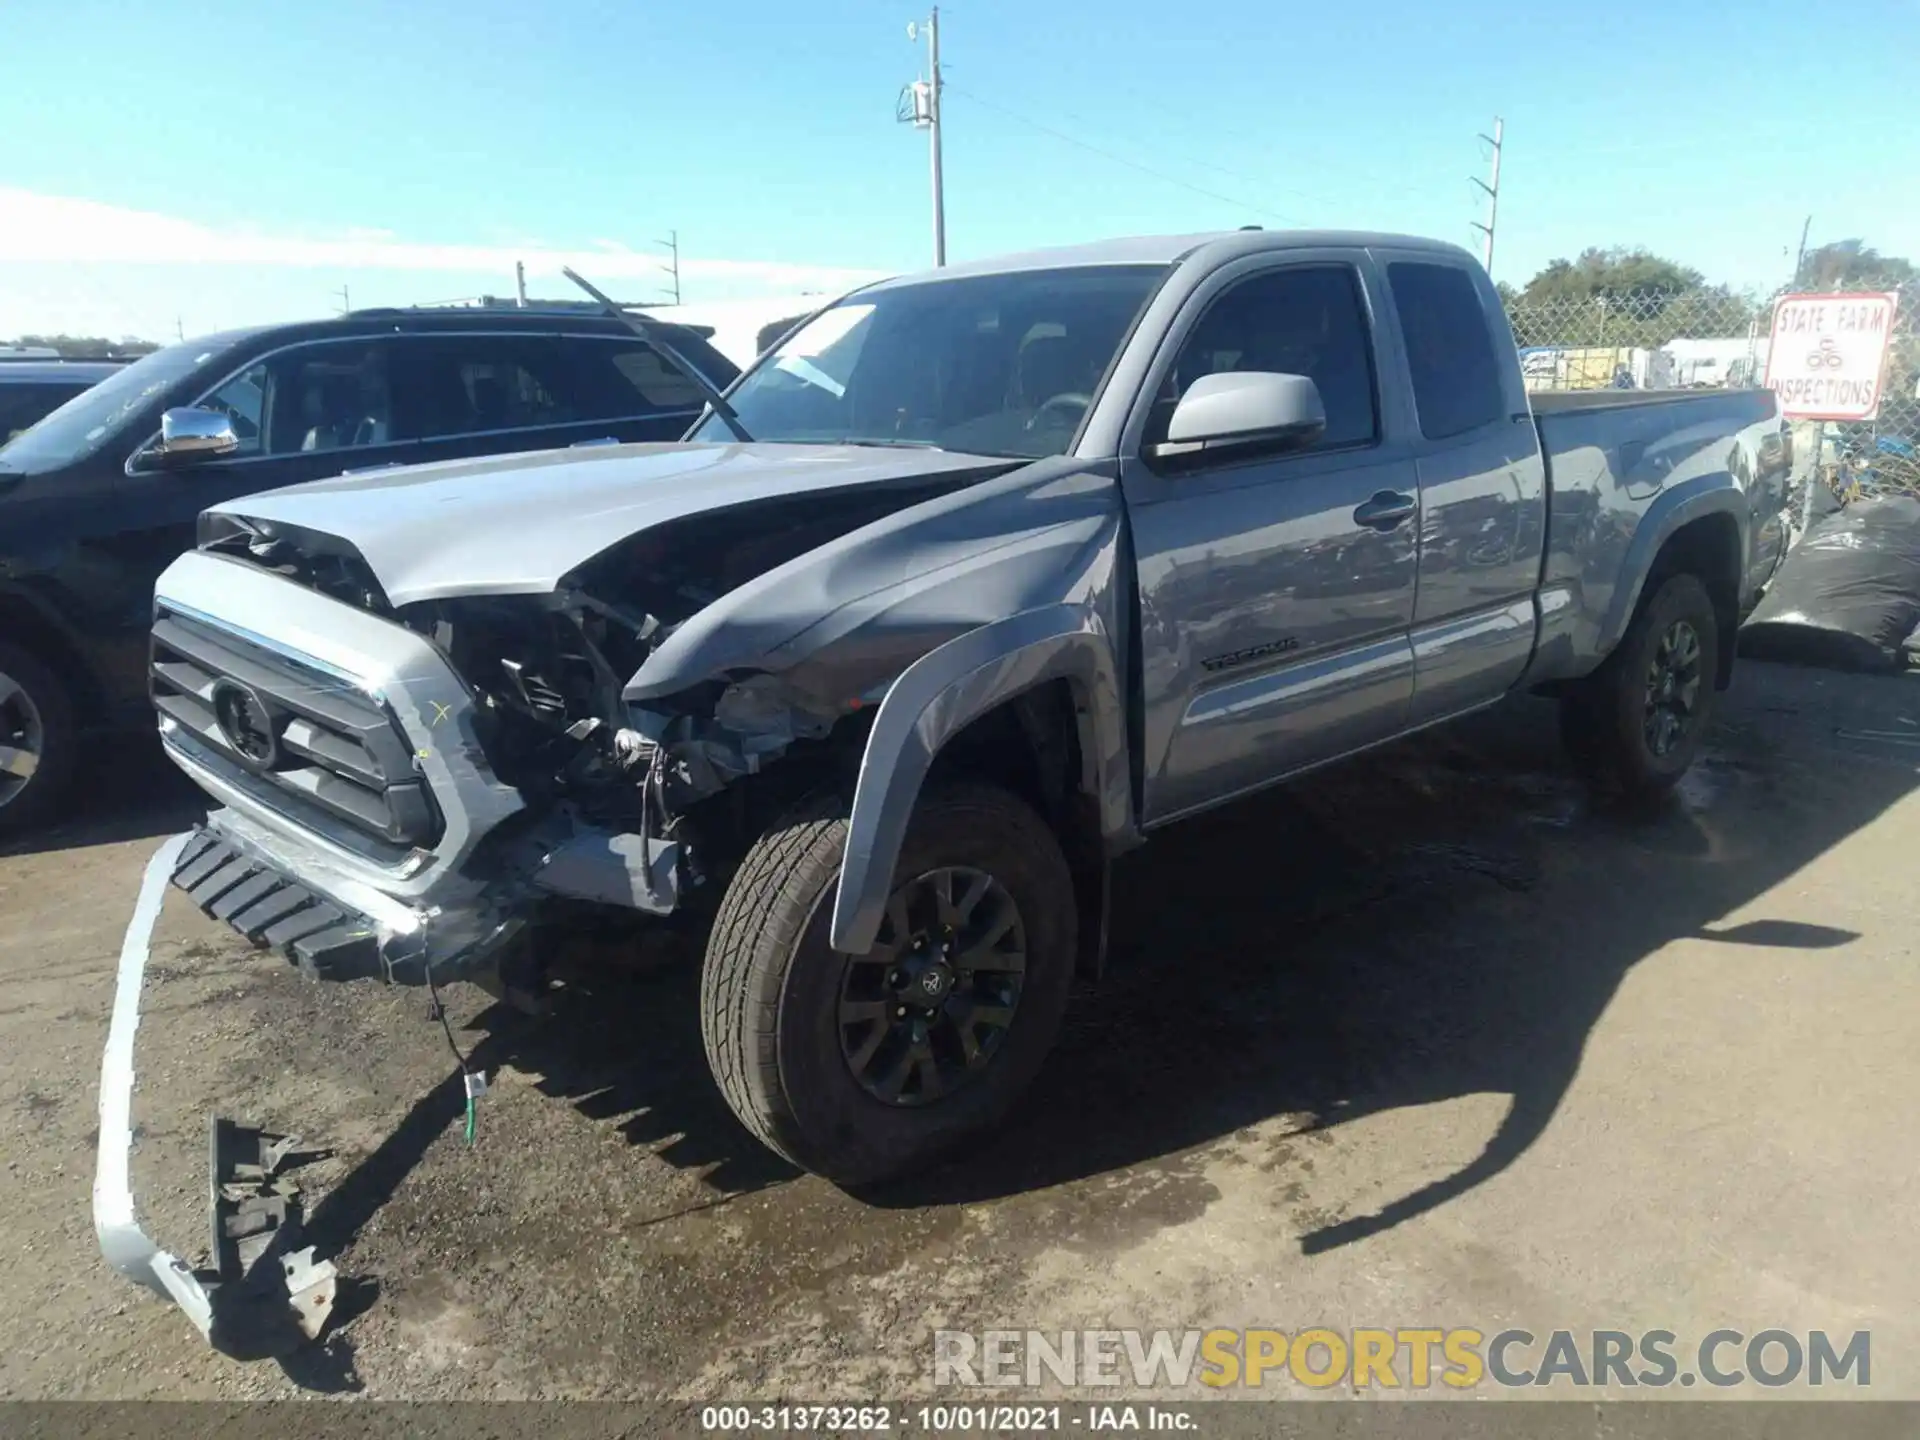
[940,83,1302,225]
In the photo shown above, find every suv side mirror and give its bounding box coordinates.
[1150,371,1326,464]
[155,407,239,461]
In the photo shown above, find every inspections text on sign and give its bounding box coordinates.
[1765,292,1900,421]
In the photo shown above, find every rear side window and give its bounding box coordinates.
[388,336,577,440]
[1388,262,1505,440]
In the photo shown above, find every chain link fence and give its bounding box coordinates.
[1501,280,1920,511]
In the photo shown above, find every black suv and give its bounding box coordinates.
[0,306,737,835]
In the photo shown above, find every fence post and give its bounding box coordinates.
[1799,420,1826,543]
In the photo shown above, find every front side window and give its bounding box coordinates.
[694,265,1168,459]
[255,344,395,455]
[1146,264,1379,452]
[197,363,269,457]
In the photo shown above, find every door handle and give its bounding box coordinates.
[1353,490,1417,530]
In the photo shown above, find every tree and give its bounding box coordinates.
[1503,248,1757,349]
[1796,239,1916,292]
[1517,247,1705,306]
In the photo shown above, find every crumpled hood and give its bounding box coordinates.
[208,442,1017,607]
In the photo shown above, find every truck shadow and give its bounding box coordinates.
[469,940,803,1198]
[864,677,1906,1250]
[348,667,1909,1267]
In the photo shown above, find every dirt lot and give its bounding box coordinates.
[2,661,1917,1401]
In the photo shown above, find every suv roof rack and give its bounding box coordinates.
[342,302,716,340]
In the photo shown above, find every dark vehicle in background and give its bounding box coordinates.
[0,307,738,834]
[0,359,125,444]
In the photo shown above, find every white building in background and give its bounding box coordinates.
[650,292,855,371]
[1664,335,1772,389]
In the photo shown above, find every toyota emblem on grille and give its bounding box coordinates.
[211,679,282,771]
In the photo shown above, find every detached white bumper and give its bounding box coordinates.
[93,833,339,1356]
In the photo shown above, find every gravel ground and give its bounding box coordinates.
[1,662,1916,1401]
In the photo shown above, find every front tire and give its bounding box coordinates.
[700,782,1076,1185]
[0,639,78,839]
[1559,572,1720,799]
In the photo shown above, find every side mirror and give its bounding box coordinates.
[155,406,239,461]
[1151,371,1326,464]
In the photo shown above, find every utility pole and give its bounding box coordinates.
[901,10,946,266]
[515,261,528,307]
[175,316,184,342]
[1469,117,1503,275]
[1792,215,1812,288]
[333,284,350,315]
[657,229,682,304]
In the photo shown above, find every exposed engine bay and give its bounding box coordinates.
[202,477,978,857]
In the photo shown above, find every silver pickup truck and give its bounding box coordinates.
[121,230,1791,1242]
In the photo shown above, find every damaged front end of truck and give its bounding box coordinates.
[101,437,1133,1352]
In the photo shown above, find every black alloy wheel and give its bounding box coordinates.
[837,866,1027,1107]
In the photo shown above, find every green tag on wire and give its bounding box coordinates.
[462,1070,488,1146]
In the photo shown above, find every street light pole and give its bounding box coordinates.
[902,10,946,267]
[927,7,945,267]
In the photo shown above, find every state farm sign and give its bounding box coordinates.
[1764,292,1901,421]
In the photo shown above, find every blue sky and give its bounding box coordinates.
[3,0,1915,341]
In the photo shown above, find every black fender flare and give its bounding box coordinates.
[828,602,1130,955]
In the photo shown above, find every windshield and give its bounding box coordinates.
[0,340,230,471]
[694,264,1167,458]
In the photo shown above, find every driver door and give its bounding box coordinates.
[1120,253,1423,827]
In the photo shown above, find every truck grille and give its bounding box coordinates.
[150,606,440,856]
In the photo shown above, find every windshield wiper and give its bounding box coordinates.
[561,266,753,443]
[837,437,945,449]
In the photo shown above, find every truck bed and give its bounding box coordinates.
[1524,384,1789,687]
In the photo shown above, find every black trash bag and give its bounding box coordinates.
[1739,495,1920,673]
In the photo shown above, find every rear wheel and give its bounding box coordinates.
[0,640,78,838]
[1559,572,1720,799]
[700,782,1076,1185]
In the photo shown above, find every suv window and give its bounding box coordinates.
[1388,262,1505,440]
[1149,265,1378,451]
[198,343,395,457]
[593,341,704,414]
[198,363,269,457]
[388,336,579,440]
